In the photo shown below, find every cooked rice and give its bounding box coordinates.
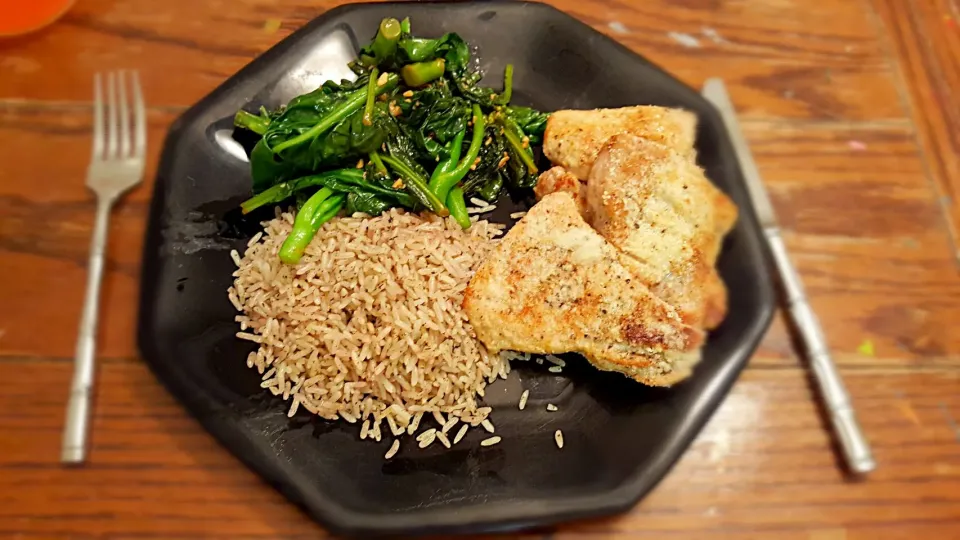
[467,205,497,215]
[436,431,452,448]
[545,355,565,367]
[548,365,563,374]
[518,389,529,410]
[418,431,437,448]
[509,211,527,219]
[555,429,564,449]
[481,419,496,433]
[546,403,558,411]
[453,423,469,445]
[481,435,502,447]
[230,209,508,444]
[385,439,400,459]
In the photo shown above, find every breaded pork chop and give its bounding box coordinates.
[543,106,697,180]
[586,134,737,329]
[463,192,705,386]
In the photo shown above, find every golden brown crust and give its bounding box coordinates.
[586,134,736,331]
[543,106,698,180]
[463,192,704,385]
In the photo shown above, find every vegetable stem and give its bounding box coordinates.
[272,73,398,154]
[427,129,466,192]
[381,154,449,216]
[241,169,411,214]
[432,104,486,201]
[498,113,538,174]
[279,187,337,264]
[497,64,513,105]
[446,187,471,229]
[371,18,401,63]
[401,59,445,87]
[234,109,270,135]
[362,67,379,126]
[368,150,388,174]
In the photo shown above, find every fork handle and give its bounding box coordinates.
[62,197,113,464]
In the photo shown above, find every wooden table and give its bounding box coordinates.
[2,0,959,537]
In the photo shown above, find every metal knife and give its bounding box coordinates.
[702,78,876,475]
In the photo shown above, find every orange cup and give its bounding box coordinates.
[0,0,76,37]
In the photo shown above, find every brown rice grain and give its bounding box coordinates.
[384,439,400,459]
[453,424,469,445]
[480,435,501,447]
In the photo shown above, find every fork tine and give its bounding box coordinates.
[117,70,130,157]
[106,72,119,159]
[131,71,146,158]
[91,73,104,160]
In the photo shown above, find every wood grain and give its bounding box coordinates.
[0,0,959,537]
[1,361,958,538]
[0,0,907,122]
[870,0,960,260]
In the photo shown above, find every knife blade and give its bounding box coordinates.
[702,78,876,475]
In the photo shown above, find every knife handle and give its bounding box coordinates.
[765,228,876,474]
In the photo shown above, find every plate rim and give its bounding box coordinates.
[137,1,777,535]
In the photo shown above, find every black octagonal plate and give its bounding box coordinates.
[138,1,775,536]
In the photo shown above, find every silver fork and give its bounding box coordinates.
[61,71,146,464]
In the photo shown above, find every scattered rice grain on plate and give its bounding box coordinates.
[481,419,496,433]
[442,417,459,433]
[548,365,563,374]
[384,439,400,459]
[545,355,565,367]
[518,389,530,410]
[418,431,437,448]
[546,404,558,412]
[555,430,564,449]
[436,431,452,448]
[509,211,527,219]
[467,205,497,215]
[416,428,437,442]
[454,424,469,445]
[229,209,508,446]
[480,435,502,447]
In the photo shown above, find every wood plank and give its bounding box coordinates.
[1,106,957,368]
[743,122,960,367]
[870,0,960,260]
[0,104,173,360]
[0,0,907,122]
[1,360,957,538]
[549,0,906,121]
